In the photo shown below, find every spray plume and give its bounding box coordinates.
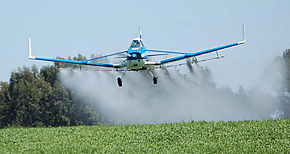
[59,60,284,124]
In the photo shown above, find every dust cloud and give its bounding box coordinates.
[59,60,284,124]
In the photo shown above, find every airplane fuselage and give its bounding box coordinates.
[125,38,148,70]
[126,58,145,70]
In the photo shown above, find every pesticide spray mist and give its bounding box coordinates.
[59,60,284,124]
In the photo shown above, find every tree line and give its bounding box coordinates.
[0,55,99,128]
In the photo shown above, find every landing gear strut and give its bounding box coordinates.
[117,68,128,87]
[148,69,158,85]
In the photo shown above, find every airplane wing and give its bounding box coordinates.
[146,24,246,66]
[28,39,125,68]
[145,40,245,65]
[85,50,128,61]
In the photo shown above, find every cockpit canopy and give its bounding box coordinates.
[130,39,143,48]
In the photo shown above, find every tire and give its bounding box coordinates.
[117,77,122,87]
[153,76,158,84]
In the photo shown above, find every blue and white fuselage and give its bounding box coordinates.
[126,37,147,70]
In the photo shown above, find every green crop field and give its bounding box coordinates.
[0,120,289,153]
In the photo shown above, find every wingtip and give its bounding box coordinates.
[28,38,35,59]
[238,40,246,45]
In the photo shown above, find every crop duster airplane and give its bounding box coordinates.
[28,27,245,87]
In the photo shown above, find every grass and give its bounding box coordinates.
[0,119,289,153]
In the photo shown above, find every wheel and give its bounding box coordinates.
[117,77,122,87]
[153,76,158,84]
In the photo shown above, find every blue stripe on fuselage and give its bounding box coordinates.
[128,46,146,55]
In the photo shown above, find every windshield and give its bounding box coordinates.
[131,40,141,47]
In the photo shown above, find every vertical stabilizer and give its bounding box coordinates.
[139,27,142,39]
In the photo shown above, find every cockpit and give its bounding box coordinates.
[130,39,143,48]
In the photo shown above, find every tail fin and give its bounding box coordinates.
[138,27,142,39]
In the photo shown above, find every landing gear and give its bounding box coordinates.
[153,76,158,84]
[116,68,128,87]
[148,69,158,85]
[117,77,122,87]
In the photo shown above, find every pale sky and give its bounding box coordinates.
[0,0,289,90]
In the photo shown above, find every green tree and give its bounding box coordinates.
[7,66,50,127]
[0,64,99,128]
[0,82,10,127]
